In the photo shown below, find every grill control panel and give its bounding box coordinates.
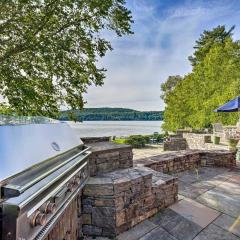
[24,162,89,240]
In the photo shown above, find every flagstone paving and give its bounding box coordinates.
[87,167,240,240]
[213,214,240,237]
[169,198,220,228]
[193,224,240,240]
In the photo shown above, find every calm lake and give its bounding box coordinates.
[68,121,163,138]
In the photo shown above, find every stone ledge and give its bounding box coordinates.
[82,167,178,237]
[87,141,132,153]
[134,150,236,174]
[134,150,201,174]
[82,136,111,144]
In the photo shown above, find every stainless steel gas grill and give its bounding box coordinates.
[0,117,91,240]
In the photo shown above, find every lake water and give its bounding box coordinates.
[68,121,163,138]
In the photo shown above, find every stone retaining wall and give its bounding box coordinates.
[134,150,236,174]
[135,150,201,173]
[82,167,177,237]
[163,137,187,151]
[87,142,133,176]
[200,150,236,168]
[183,133,229,150]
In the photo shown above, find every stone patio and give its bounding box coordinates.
[86,166,240,240]
[133,144,164,160]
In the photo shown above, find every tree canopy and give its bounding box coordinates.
[162,25,240,131]
[0,0,133,117]
[188,25,235,67]
[160,75,182,101]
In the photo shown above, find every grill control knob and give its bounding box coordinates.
[40,202,56,214]
[31,211,46,227]
[73,176,81,185]
[47,202,57,213]
[81,172,86,179]
[66,182,74,192]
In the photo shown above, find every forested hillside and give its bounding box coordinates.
[161,26,240,131]
[60,108,163,121]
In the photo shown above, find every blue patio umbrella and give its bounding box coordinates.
[214,96,240,112]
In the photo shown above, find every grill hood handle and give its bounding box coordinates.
[1,147,91,198]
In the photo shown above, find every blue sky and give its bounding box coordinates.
[85,0,240,111]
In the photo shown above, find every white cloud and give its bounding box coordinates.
[85,0,240,111]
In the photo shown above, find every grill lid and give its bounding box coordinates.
[0,120,83,183]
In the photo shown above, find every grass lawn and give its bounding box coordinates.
[113,138,127,144]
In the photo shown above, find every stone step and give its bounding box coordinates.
[82,166,178,238]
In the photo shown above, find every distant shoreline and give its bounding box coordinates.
[65,120,163,122]
[60,107,163,122]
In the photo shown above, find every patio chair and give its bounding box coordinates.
[149,132,159,144]
[213,122,232,141]
[212,123,225,139]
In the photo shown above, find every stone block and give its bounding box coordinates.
[82,204,93,214]
[92,207,116,229]
[116,210,127,227]
[115,196,125,211]
[83,225,102,236]
[83,184,114,196]
[94,198,115,207]
[113,177,131,193]
[82,214,91,225]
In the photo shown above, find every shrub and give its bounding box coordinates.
[125,135,146,148]
[156,134,165,142]
[142,135,150,143]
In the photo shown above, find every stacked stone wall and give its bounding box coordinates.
[183,133,229,150]
[87,142,133,176]
[200,150,236,168]
[163,137,187,151]
[135,150,201,174]
[82,167,177,237]
[134,150,236,174]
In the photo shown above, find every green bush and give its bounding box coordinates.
[143,135,150,143]
[156,134,165,142]
[125,135,146,148]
